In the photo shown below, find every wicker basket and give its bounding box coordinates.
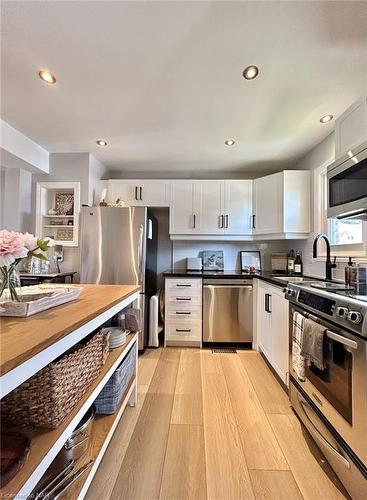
[94,343,136,415]
[1,331,109,429]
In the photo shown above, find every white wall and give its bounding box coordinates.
[89,155,108,205]
[173,240,292,271]
[31,152,108,279]
[1,167,32,232]
[0,119,49,173]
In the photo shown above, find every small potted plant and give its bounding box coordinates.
[0,230,54,302]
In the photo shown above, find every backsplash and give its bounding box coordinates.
[172,240,291,271]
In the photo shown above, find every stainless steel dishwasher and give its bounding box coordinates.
[203,279,253,343]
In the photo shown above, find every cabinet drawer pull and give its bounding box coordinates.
[175,311,191,315]
[225,214,229,228]
[176,284,191,287]
[139,186,143,200]
[176,328,191,332]
[176,297,191,301]
[135,186,138,201]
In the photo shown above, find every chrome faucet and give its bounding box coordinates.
[313,233,336,281]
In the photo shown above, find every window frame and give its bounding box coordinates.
[314,161,367,259]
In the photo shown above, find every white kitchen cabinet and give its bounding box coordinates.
[108,180,170,207]
[170,181,201,234]
[165,277,202,347]
[224,180,253,235]
[253,173,283,234]
[256,279,289,385]
[253,170,310,238]
[170,179,253,236]
[335,96,367,160]
[198,181,223,234]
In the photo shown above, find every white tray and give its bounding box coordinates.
[0,285,83,317]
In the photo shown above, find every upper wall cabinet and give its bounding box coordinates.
[107,180,170,207]
[223,180,253,235]
[253,170,310,238]
[169,180,253,236]
[169,181,201,234]
[335,96,367,160]
[36,182,80,247]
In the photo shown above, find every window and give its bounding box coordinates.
[316,165,366,257]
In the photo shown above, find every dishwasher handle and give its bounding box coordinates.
[203,285,253,289]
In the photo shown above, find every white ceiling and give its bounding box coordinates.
[1,1,367,175]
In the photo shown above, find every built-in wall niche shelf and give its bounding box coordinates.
[36,182,80,247]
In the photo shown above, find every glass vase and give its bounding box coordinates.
[0,267,22,302]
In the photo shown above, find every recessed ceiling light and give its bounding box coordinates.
[242,65,259,80]
[225,140,235,146]
[96,140,108,146]
[320,114,333,123]
[38,70,56,84]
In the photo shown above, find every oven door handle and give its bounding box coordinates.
[299,398,351,470]
[326,330,358,350]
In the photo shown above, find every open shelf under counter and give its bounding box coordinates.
[0,334,138,499]
[55,377,136,499]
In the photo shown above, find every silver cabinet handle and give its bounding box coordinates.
[219,215,224,228]
[176,284,191,287]
[176,297,191,301]
[299,398,350,469]
[253,214,256,228]
[204,285,253,290]
[135,186,138,200]
[225,214,229,228]
[192,214,196,229]
[139,186,143,200]
[175,311,191,315]
[176,328,191,332]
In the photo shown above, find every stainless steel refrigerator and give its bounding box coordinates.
[80,206,157,351]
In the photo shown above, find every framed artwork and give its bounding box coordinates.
[56,228,73,241]
[202,250,224,270]
[240,251,261,272]
[55,192,74,215]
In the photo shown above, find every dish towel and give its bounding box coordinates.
[301,318,327,370]
[292,311,306,381]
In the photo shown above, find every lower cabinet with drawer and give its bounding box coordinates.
[165,278,202,347]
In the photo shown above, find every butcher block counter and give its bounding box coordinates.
[0,283,140,499]
[0,284,140,382]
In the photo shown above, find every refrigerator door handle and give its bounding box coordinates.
[138,224,144,284]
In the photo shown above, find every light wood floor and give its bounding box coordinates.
[86,348,348,500]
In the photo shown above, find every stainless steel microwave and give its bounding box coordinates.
[327,142,367,220]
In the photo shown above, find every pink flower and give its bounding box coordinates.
[23,232,37,250]
[0,230,28,267]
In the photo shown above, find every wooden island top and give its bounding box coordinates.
[0,284,140,377]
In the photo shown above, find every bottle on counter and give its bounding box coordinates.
[294,251,303,275]
[287,249,295,275]
[345,257,354,286]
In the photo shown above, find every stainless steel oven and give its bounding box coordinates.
[285,282,367,499]
[289,301,367,463]
[327,142,367,220]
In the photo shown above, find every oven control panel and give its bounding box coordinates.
[284,282,367,338]
[297,290,335,316]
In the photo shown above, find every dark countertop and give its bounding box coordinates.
[19,271,76,278]
[163,270,307,288]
